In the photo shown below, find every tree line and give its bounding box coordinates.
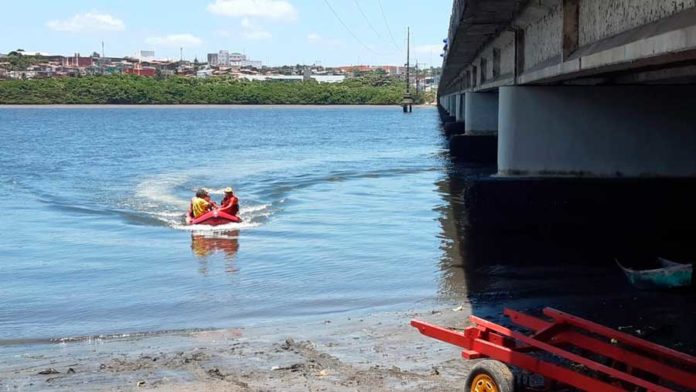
[0,74,422,105]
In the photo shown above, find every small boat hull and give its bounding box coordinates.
[186,210,241,226]
[616,258,692,289]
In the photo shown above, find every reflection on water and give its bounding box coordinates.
[191,230,240,275]
[436,165,696,353]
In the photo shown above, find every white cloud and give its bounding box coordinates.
[414,44,443,54]
[46,12,125,33]
[207,0,297,21]
[307,33,342,48]
[241,18,272,40]
[145,34,203,48]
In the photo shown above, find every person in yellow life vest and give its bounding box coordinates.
[190,189,217,219]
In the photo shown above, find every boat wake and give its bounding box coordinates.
[99,164,431,231]
[130,173,276,231]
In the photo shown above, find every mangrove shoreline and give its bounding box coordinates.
[0,74,429,105]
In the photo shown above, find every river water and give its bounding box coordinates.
[2,105,695,355]
[0,106,460,342]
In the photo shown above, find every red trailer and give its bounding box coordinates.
[411,307,696,391]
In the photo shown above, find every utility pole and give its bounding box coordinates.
[101,41,105,75]
[402,26,413,113]
[405,26,410,94]
[180,47,183,62]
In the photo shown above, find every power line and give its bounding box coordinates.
[353,0,382,40]
[322,0,379,55]
[377,0,400,50]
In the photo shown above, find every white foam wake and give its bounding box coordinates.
[130,172,273,231]
[133,172,193,210]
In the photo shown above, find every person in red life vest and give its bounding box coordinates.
[219,187,239,216]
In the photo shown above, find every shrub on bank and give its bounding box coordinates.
[0,75,412,105]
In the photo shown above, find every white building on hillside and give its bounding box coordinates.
[207,50,262,68]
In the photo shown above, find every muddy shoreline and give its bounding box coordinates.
[0,305,474,391]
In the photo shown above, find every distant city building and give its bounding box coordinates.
[335,65,405,75]
[208,50,262,68]
[240,74,344,83]
[196,69,214,78]
[140,50,155,61]
[241,59,262,68]
[207,53,219,66]
[230,52,244,63]
[125,67,156,77]
[126,63,156,77]
[65,53,93,67]
[218,50,230,66]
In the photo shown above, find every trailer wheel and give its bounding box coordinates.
[465,360,514,392]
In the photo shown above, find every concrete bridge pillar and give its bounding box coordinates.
[465,92,498,135]
[443,93,466,135]
[498,86,696,177]
[455,93,465,123]
[443,93,466,136]
[449,92,498,165]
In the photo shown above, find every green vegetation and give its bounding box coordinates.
[0,74,416,105]
[4,50,41,72]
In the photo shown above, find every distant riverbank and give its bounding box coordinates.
[0,74,422,105]
[0,104,428,109]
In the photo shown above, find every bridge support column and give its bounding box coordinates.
[498,86,696,177]
[455,93,465,123]
[449,92,498,165]
[442,95,455,122]
[444,93,466,136]
[465,92,498,135]
[458,85,696,235]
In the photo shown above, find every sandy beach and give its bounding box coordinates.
[0,304,474,391]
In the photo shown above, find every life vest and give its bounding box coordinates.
[220,196,239,216]
[191,197,211,218]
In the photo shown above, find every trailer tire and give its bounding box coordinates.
[465,360,514,392]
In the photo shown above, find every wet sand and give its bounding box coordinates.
[0,304,474,391]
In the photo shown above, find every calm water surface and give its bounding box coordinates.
[0,106,457,341]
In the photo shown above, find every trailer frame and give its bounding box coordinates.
[411,307,696,391]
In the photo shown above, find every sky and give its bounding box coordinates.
[0,0,451,67]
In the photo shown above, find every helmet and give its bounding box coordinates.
[224,187,234,194]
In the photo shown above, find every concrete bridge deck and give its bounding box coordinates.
[441,0,696,94]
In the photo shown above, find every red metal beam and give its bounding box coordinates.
[469,337,627,392]
[543,307,696,367]
[469,315,675,392]
[504,308,549,331]
[555,330,696,389]
[506,309,696,389]
[411,319,469,348]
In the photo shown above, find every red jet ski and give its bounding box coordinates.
[186,209,241,226]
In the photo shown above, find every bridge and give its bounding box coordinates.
[437,0,696,236]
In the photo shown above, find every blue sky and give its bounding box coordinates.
[0,0,451,67]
